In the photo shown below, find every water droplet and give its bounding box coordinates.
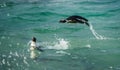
[10,51,13,55]
[8,55,12,58]
[23,59,29,66]
[7,13,10,16]
[16,63,19,66]
[0,61,2,65]
[0,42,1,45]
[72,56,78,59]
[7,37,10,39]
[3,3,7,7]
[91,62,95,65]
[13,58,16,61]
[101,50,107,53]
[2,59,5,64]
[24,56,27,60]
[109,66,113,69]
[7,61,10,66]
[8,68,11,70]
[17,43,20,46]
[1,3,6,7]
[83,57,87,59]
[85,44,91,48]
[2,55,6,57]
[1,36,5,39]
[9,44,12,47]
[15,52,19,57]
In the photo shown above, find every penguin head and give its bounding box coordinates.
[59,19,66,23]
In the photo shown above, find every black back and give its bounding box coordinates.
[66,15,88,22]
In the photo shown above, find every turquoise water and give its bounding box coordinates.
[0,0,120,70]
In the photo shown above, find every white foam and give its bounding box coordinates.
[47,38,69,50]
[54,38,69,50]
[56,50,71,55]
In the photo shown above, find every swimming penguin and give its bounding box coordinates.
[59,15,90,26]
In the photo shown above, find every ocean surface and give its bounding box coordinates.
[0,0,120,70]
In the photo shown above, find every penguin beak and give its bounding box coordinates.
[59,19,66,23]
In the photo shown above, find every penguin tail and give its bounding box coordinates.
[85,22,90,27]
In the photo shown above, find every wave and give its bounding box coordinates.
[81,7,120,17]
[108,8,120,12]
[74,0,120,18]
[33,27,83,34]
[11,11,67,22]
[11,11,63,21]
[18,11,62,16]
[11,16,45,22]
[77,12,113,18]
[103,26,120,30]
[75,0,118,5]
[0,0,42,4]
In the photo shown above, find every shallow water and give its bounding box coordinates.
[0,0,120,70]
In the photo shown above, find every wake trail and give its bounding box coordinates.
[89,23,106,40]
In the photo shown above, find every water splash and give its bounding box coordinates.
[53,38,69,50]
[44,38,69,50]
[89,23,106,40]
